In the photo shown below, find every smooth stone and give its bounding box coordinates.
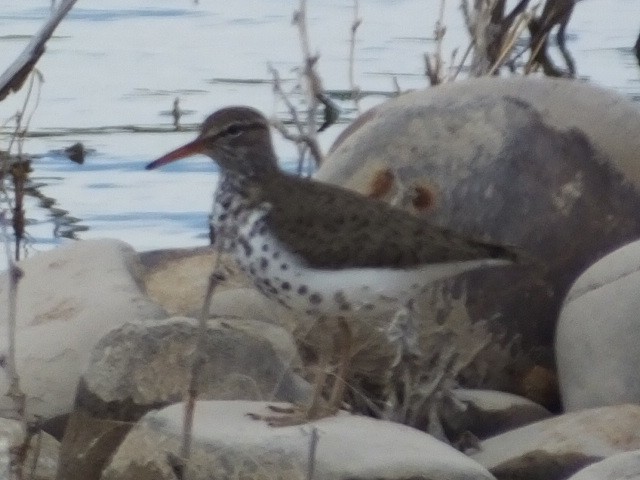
[78,316,309,411]
[567,450,640,480]
[556,239,640,411]
[102,400,497,480]
[0,239,165,421]
[57,317,310,480]
[139,247,301,332]
[207,287,300,331]
[442,388,552,442]
[318,77,640,409]
[139,246,250,317]
[471,404,640,480]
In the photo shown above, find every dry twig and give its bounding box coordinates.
[0,211,25,420]
[462,0,535,76]
[0,5,76,475]
[424,0,447,85]
[306,427,319,480]
[271,0,340,173]
[488,9,535,75]
[268,64,315,176]
[292,0,323,165]
[527,0,577,76]
[2,71,44,262]
[180,253,226,478]
[348,0,362,112]
[0,0,77,102]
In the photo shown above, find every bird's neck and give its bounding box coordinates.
[216,167,280,208]
[220,148,279,180]
[218,170,255,201]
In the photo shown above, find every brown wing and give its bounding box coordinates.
[262,174,517,270]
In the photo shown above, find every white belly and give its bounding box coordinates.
[218,207,508,318]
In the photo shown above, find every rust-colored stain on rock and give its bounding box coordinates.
[412,184,435,211]
[368,168,394,199]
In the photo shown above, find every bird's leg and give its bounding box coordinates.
[304,318,333,418]
[326,317,352,413]
[265,318,331,418]
[249,316,350,427]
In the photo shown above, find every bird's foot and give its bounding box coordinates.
[247,402,341,427]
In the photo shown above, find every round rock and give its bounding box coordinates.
[567,450,640,480]
[318,77,640,408]
[556,239,640,411]
[103,400,497,480]
[472,404,640,479]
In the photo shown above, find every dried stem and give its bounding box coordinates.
[0,0,77,101]
[0,2,73,457]
[267,64,311,175]
[425,0,447,85]
[526,0,577,77]
[0,74,45,433]
[3,71,43,262]
[270,118,323,173]
[180,250,225,478]
[292,0,324,166]
[462,0,499,76]
[306,427,319,480]
[460,0,577,78]
[450,41,474,81]
[0,211,25,419]
[348,0,362,112]
[392,76,401,95]
[488,9,534,75]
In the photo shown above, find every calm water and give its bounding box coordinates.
[0,0,639,269]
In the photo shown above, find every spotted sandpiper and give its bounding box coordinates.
[146,106,519,423]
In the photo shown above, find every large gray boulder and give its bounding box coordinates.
[318,77,640,408]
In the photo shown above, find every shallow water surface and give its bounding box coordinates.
[0,0,639,268]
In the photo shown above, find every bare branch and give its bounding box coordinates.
[268,64,315,174]
[348,0,362,112]
[268,64,306,137]
[527,0,577,77]
[0,0,77,102]
[450,41,474,81]
[392,76,401,96]
[306,427,319,480]
[270,117,323,168]
[181,253,225,476]
[292,0,325,166]
[0,211,25,419]
[425,0,447,85]
[488,9,535,75]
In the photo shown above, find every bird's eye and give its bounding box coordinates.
[225,124,242,137]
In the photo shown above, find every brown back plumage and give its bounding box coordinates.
[258,173,518,270]
[147,106,520,270]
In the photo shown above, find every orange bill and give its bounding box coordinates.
[145,137,206,170]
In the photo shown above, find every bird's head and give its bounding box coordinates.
[146,106,278,177]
